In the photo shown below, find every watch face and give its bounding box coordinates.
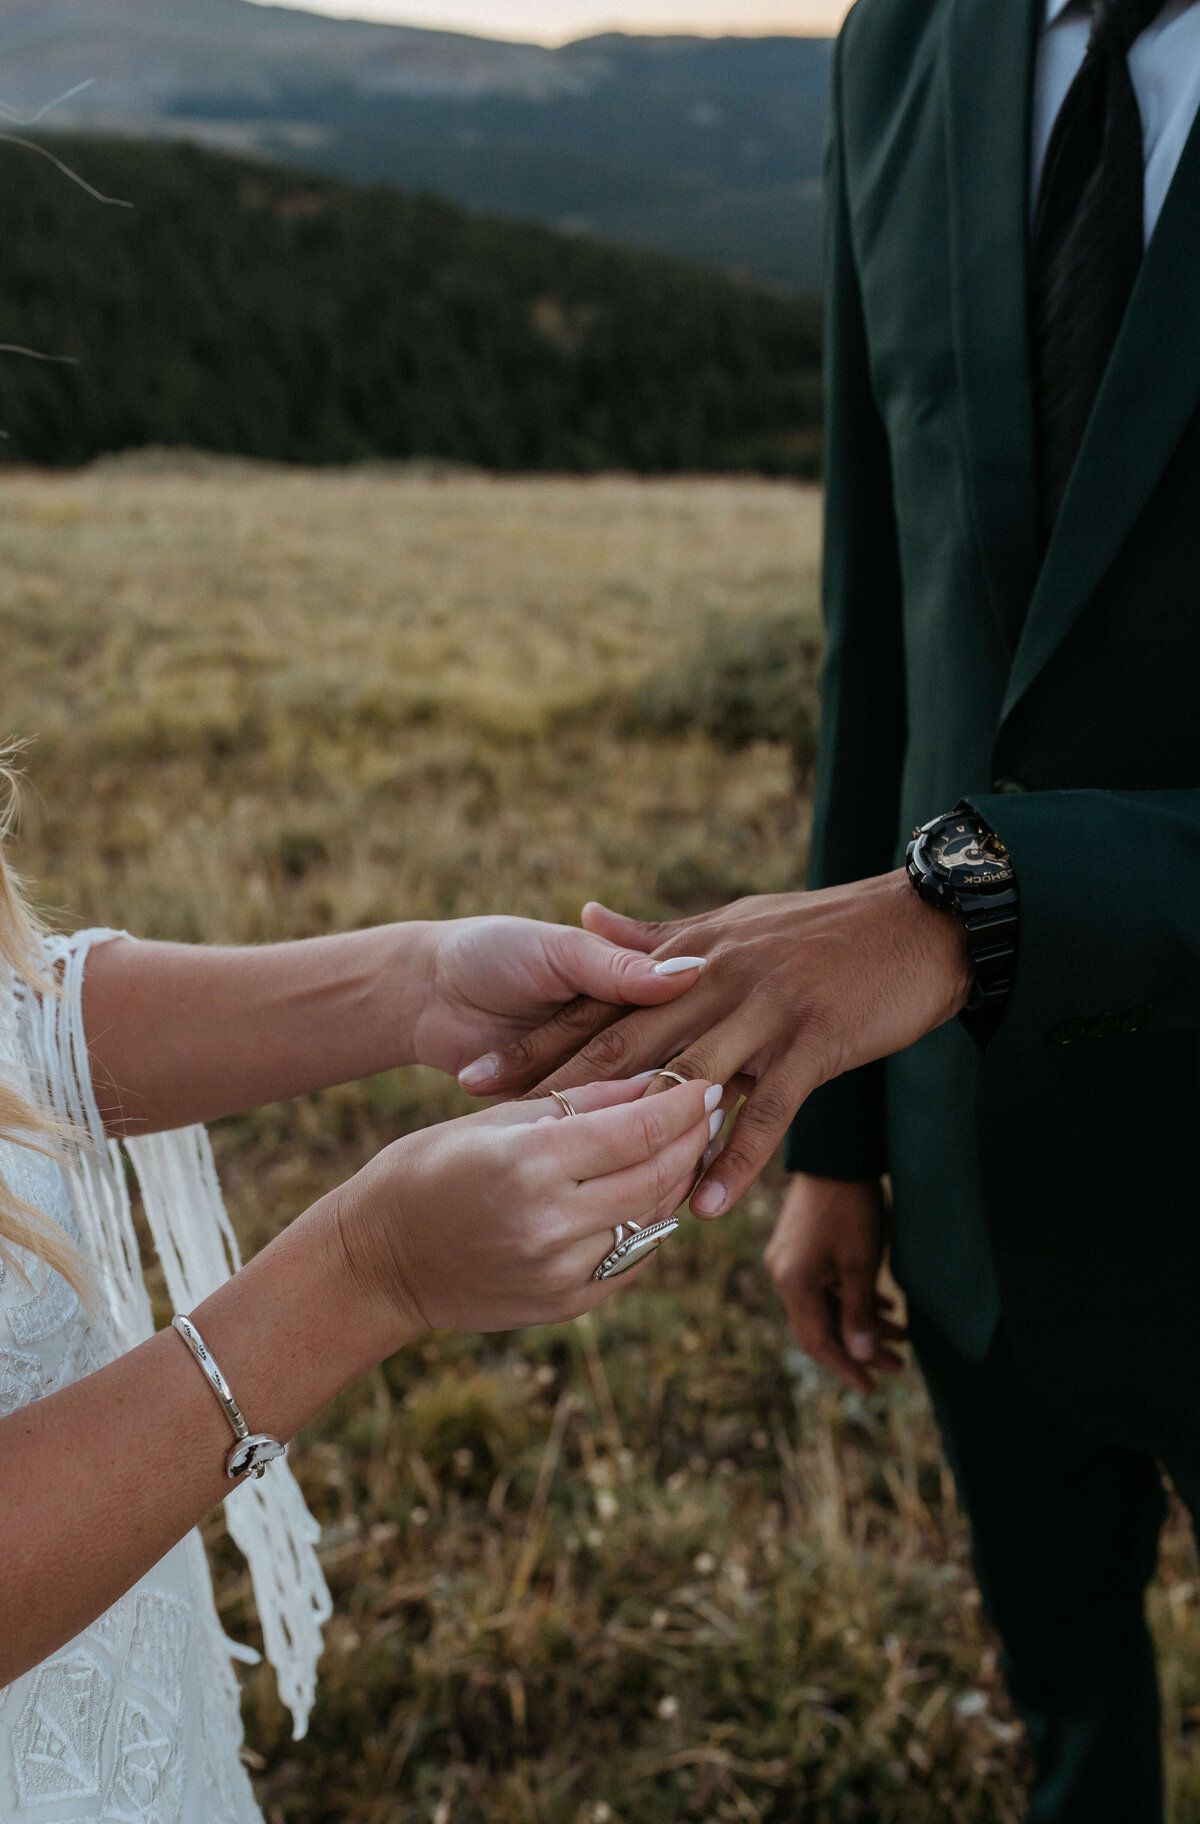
[928,817,1015,888]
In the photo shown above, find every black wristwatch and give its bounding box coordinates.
[906,803,1019,1037]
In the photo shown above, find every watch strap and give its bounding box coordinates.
[957,884,1020,1026]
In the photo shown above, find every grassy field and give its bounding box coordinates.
[5,458,1200,1822]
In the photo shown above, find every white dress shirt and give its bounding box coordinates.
[1032,0,1200,240]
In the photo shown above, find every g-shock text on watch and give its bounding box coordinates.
[906,803,1019,1036]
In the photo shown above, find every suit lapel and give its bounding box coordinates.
[943,0,1042,660]
[1002,104,1200,723]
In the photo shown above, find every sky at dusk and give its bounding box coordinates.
[253,0,849,43]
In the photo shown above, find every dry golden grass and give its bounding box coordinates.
[5,457,1200,1822]
[1,457,815,943]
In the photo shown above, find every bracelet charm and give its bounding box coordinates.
[227,1434,288,1479]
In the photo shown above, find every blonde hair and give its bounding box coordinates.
[0,752,89,1300]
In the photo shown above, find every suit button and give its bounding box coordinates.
[1118,1004,1154,1033]
[1050,1020,1081,1045]
[992,777,1028,794]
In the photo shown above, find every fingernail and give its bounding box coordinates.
[707,1108,725,1142]
[703,1084,723,1114]
[848,1331,876,1362]
[458,1055,500,1090]
[701,1137,725,1169]
[632,1069,657,1081]
[692,1180,726,1216]
[652,955,708,977]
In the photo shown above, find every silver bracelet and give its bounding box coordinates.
[171,1313,286,1481]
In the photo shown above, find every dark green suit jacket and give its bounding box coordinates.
[786,0,1200,1453]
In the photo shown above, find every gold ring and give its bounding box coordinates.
[652,1070,689,1089]
[550,1090,579,1119]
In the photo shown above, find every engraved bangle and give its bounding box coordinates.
[171,1313,286,1482]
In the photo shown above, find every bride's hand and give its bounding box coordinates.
[410,916,707,1079]
[327,1076,718,1347]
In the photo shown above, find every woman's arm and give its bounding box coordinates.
[82,920,705,1137]
[82,926,434,1135]
[2,1191,390,1682]
[0,1076,715,1684]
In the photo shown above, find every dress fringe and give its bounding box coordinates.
[25,930,331,1740]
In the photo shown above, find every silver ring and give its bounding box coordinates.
[651,1069,689,1089]
[550,1090,579,1118]
[593,1215,681,1281]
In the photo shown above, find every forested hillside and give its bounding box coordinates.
[0,137,823,473]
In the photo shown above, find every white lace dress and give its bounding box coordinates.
[0,932,332,1823]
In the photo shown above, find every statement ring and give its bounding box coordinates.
[550,1090,579,1118]
[593,1215,681,1281]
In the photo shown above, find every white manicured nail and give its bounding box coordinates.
[653,955,708,977]
[703,1085,724,1114]
[708,1109,725,1142]
[702,1137,726,1170]
[458,1055,499,1090]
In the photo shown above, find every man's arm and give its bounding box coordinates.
[473,775,1200,1222]
[966,786,1200,1044]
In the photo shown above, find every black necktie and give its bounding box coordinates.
[1029,0,1170,540]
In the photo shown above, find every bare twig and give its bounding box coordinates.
[0,84,127,443]
[575,1310,626,1465]
[0,345,79,365]
[504,1388,576,1611]
[0,132,131,208]
[0,80,96,127]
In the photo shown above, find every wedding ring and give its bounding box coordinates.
[550,1090,579,1118]
[593,1215,682,1281]
[650,1070,689,1089]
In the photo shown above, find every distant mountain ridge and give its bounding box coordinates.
[0,0,831,288]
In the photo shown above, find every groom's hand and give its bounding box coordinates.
[458,872,971,1217]
[765,1174,905,1395]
